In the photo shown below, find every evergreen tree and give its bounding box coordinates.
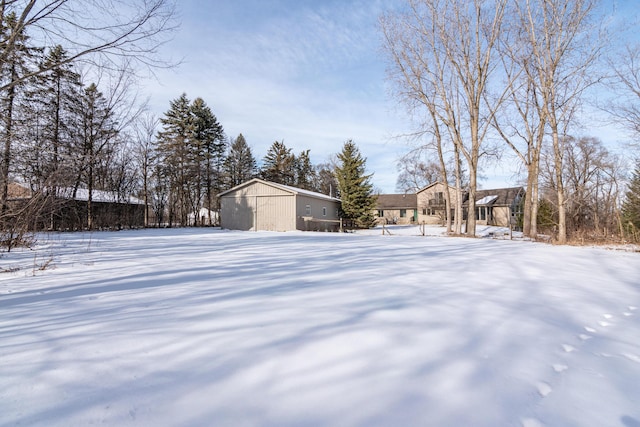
[224,133,256,188]
[334,140,376,228]
[622,160,640,239]
[22,45,83,191]
[156,94,226,226]
[316,162,339,197]
[74,83,118,229]
[294,149,318,191]
[0,12,37,214]
[157,93,194,226]
[261,141,295,185]
[191,97,225,222]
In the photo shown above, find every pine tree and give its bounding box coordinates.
[23,45,83,191]
[261,141,295,185]
[335,140,376,228]
[316,162,339,197]
[622,160,640,239]
[0,12,38,214]
[157,93,195,226]
[294,149,318,191]
[75,83,118,229]
[224,133,256,188]
[191,97,225,221]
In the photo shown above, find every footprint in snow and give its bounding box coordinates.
[598,320,611,327]
[536,381,553,397]
[578,333,591,341]
[629,306,638,311]
[552,364,568,373]
[562,344,576,353]
[521,418,544,427]
[584,326,597,333]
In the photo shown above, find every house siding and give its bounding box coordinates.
[375,208,417,225]
[417,182,460,225]
[492,206,511,227]
[295,194,340,231]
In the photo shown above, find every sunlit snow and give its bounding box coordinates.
[1,226,639,427]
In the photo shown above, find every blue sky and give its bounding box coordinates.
[142,0,415,193]
[142,0,637,194]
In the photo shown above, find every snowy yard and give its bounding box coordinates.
[1,226,639,427]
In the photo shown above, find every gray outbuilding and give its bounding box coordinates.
[218,178,341,231]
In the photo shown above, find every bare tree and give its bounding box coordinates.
[0,0,177,92]
[515,0,602,244]
[395,148,441,193]
[492,21,547,238]
[133,113,158,227]
[540,136,624,240]
[608,43,640,147]
[381,0,508,237]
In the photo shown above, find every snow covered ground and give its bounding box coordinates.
[1,226,639,427]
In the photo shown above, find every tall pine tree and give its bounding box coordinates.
[24,45,82,192]
[74,83,118,230]
[0,12,37,214]
[261,141,295,185]
[157,93,194,226]
[294,149,318,191]
[622,159,640,240]
[191,97,225,223]
[334,140,375,228]
[224,133,256,188]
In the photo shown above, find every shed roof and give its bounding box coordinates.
[8,182,144,204]
[375,193,418,209]
[218,178,340,202]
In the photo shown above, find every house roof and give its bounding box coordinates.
[218,178,340,202]
[416,181,455,194]
[375,193,418,209]
[464,187,524,207]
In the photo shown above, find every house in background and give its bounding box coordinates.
[465,187,525,227]
[374,193,418,224]
[218,178,341,232]
[416,182,460,225]
[414,182,524,228]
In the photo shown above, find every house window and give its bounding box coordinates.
[476,206,486,221]
[400,209,406,218]
[305,205,311,215]
[436,192,444,204]
[378,210,384,217]
[322,207,327,217]
[422,208,427,215]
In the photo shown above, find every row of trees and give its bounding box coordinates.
[1,1,176,247]
[381,0,640,243]
[0,1,377,239]
[143,94,376,227]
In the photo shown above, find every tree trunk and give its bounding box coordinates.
[0,74,15,216]
[551,128,567,244]
[453,144,463,235]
